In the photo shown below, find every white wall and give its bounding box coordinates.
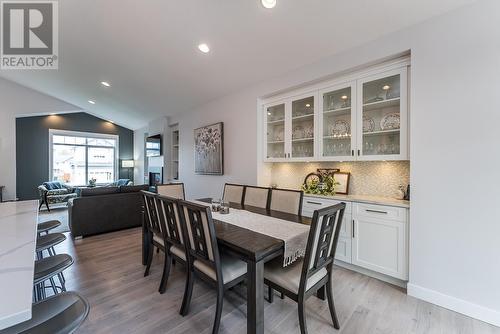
[149,0,500,325]
[0,78,81,201]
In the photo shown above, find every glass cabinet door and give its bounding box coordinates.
[359,68,407,159]
[265,103,286,159]
[291,95,315,159]
[321,85,355,159]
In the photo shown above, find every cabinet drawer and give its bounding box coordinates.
[302,197,351,217]
[353,203,407,222]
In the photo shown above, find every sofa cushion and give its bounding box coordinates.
[43,181,63,190]
[80,187,119,197]
[120,185,149,193]
[115,179,131,186]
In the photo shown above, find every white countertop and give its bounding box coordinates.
[304,193,410,208]
[0,201,38,330]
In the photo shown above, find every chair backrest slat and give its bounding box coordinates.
[243,186,270,209]
[269,188,304,215]
[157,183,185,200]
[156,195,184,248]
[300,203,345,292]
[222,183,245,205]
[142,191,163,237]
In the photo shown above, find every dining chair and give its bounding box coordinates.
[154,194,189,293]
[142,191,169,292]
[269,188,304,216]
[242,185,270,209]
[157,183,185,200]
[178,200,247,334]
[222,183,245,205]
[264,203,346,334]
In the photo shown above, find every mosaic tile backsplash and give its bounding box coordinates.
[269,161,410,198]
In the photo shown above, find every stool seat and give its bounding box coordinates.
[34,254,73,285]
[0,292,89,334]
[37,220,62,234]
[36,233,66,253]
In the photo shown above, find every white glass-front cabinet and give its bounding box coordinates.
[264,93,316,162]
[262,63,409,162]
[357,68,408,160]
[264,101,287,161]
[318,82,357,161]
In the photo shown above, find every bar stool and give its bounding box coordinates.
[0,292,89,334]
[36,233,66,259]
[33,254,74,302]
[36,233,67,285]
[37,220,61,235]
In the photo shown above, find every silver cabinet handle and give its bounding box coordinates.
[306,201,322,205]
[366,209,388,214]
[352,219,355,238]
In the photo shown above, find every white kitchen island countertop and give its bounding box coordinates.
[0,200,38,330]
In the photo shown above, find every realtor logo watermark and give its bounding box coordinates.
[1,0,58,69]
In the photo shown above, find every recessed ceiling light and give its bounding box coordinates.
[101,81,111,87]
[198,43,210,53]
[88,100,95,104]
[261,0,276,9]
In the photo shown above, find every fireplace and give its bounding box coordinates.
[149,172,162,187]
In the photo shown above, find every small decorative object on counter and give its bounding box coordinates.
[332,172,350,195]
[302,168,340,196]
[211,198,221,212]
[403,185,410,200]
[397,184,406,200]
[220,202,230,214]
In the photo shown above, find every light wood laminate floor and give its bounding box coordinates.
[54,228,499,334]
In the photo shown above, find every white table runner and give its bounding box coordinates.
[212,208,310,267]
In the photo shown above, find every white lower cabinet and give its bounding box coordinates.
[302,196,408,280]
[352,203,408,280]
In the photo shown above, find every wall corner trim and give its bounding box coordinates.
[407,283,500,327]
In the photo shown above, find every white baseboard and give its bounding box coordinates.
[407,283,500,327]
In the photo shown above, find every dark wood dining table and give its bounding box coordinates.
[142,198,311,334]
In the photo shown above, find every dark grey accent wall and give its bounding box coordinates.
[16,112,134,200]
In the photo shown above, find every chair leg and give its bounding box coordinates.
[298,297,308,334]
[326,281,340,329]
[144,242,154,277]
[159,253,172,294]
[180,268,194,316]
[268,286,274,303]
[49,277,58,295]
[280,292,285,299]
[212,287,224,334]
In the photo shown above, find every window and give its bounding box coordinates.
[50,130,119,186]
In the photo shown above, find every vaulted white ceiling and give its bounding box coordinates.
[0,0,475,129]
